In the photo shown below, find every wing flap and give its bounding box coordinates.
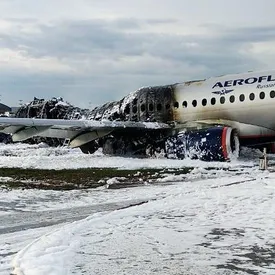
[0,125,24,135]
[12,126,52,142]
[69,130,112,148]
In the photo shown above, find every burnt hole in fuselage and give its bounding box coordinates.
[88,85,176,123]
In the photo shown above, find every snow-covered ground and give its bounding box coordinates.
[0,142,257,170]
[1,143,275,275]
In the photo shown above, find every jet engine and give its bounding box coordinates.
[165,126,239,161]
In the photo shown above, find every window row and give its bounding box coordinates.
[125,90,275,114]
[183,90,275,108]
[126,102,179,114]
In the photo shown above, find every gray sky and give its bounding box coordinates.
[1,0,275,108]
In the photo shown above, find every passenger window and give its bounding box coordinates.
[259,92,265,99]
[174,102,179,108]
[239,94,245,102]
[229,95,235,103]
[249,93,255,101]
[157,103,162,111]
[192,100,197,107]
[125,104,130,114]
[211,98,216,105]
[202,98,207,106]
[113,112,119,120]
[270,90,275,98]
[182,101,187,108]
[149,103,154,111]
[132,105,137,113]
[220,96,225,104]
[141,104,145,112]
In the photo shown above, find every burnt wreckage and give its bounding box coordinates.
[13,85,234,161]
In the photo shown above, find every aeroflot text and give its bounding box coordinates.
[212,75,275,89]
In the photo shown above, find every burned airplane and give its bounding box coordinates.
[2,69,275,161]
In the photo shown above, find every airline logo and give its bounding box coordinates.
[212,74,275,92]
[212,89,234,95]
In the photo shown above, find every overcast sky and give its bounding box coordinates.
[1,0,275,108]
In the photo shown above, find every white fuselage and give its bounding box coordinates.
[174,70,275,137]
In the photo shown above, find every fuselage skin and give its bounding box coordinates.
[172,70,275,145]
[174,70,275,128]
[5,69,275,150]
[82,69,275,147]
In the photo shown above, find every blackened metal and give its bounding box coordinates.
[9,86,182,158]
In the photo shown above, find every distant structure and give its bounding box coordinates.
[0,103,11,115]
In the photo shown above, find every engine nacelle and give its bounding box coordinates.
[165,126,239,161]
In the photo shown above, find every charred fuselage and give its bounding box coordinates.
[2,82,240,161]
[7,69,275,161]
[15,97,90,146]
[87,85,177,122]
[11,84,239,161]
[14,86,179,155]
[85,85,179,155]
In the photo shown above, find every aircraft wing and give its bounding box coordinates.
[0,117,171,147]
